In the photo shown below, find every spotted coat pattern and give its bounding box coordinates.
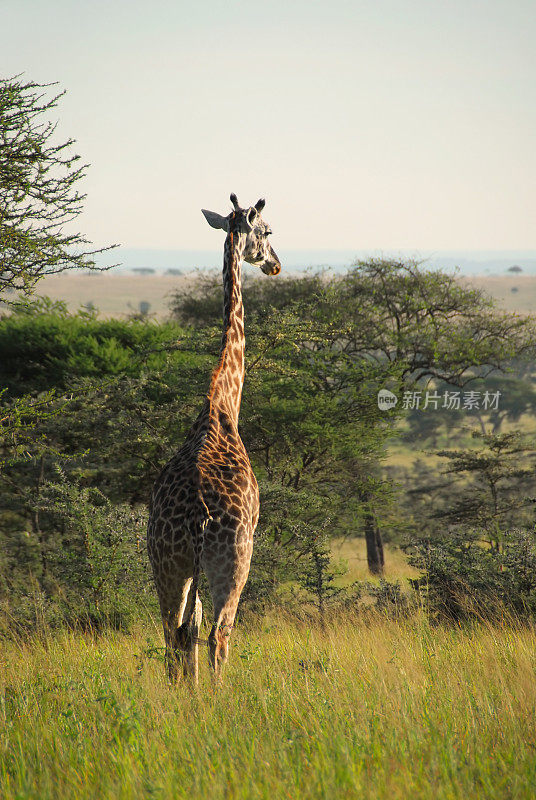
[147,196,281,683]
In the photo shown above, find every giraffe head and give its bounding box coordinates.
[202,194,281,276]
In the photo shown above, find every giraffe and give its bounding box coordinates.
[147,193,281,684]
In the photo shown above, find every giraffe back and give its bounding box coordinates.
[147,403,259,582]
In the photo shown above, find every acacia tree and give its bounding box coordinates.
[322,260,536,570]
[327,259,535,383]
[429,432,535,545]
[0,76,114,300]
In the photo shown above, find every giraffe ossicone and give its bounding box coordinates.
[147,193,281,684]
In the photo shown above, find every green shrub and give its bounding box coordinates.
[0,299,188,396]
[0,475,154,634]
[408,528,536,621]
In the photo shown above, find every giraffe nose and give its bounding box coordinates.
[261,261,281,276]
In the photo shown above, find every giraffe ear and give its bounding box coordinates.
[202,209,229,231]
[246,207,258,228]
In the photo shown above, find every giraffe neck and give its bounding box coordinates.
[206,230,246,424]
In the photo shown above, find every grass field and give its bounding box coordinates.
[2,270,534,798]
[1,613,536,799]
[331,537,418,584]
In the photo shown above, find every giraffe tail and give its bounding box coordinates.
[178,495,212,646]
[190,493,212,590]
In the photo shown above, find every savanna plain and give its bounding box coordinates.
[2,272,536,800]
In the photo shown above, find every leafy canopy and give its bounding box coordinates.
[0,77,114,301]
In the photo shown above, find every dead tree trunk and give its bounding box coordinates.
[363,502,384,576]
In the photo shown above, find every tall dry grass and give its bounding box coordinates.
[1,612,535,799]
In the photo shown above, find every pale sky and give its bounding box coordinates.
[2,0,535,253]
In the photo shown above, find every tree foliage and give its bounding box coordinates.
[0,77,114,301]
[1,260,535,629]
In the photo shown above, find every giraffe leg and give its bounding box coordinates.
[204,528,253,682]
[176,523,204,684]
[176,586,203,684]
[161,608,181,685]
[208,595,241,682]
[158,577,193,685]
